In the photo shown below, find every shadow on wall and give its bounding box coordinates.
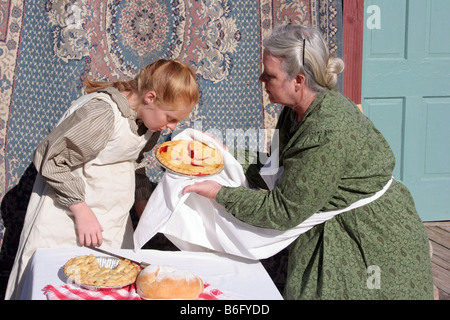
[0,163,37,300]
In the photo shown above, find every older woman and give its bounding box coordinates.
[183,24,434,299]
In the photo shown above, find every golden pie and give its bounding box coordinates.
[63,254,141,288]
[156,140,224,176]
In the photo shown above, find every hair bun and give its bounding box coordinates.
[325,55,345,90]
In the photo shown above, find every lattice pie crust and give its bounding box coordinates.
[64,254,140,288]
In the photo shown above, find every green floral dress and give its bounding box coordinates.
[216,90,434,300]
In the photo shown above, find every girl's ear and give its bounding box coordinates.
[144,91,157,105]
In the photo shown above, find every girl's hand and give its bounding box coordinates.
[70,202,103,247]
[182,180,222,199]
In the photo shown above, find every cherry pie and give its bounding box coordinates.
[156,140,224,176]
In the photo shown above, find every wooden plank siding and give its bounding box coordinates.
[342,0,364,104]
[425,221,450,300]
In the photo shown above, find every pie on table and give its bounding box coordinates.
[64,254,140,288]
[156,140,224,176]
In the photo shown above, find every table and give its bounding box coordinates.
[19,247,283,300]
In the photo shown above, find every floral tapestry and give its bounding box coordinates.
[0,0,342,294]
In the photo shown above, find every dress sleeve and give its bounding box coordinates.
[216,130,346,231]
[33,100,115,207]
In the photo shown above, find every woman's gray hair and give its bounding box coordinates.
[263,24,344,92]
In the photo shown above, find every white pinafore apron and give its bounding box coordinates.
[6,92,152,299]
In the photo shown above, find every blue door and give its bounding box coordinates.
[361,0,450,221]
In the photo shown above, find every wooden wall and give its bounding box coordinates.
[342,0,364,104]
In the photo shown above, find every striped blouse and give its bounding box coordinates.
[33,87,160,207]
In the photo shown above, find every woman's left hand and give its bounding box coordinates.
[182,180,222,199]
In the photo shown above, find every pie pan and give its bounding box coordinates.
[63,256,139,291]
[156,156,224,177]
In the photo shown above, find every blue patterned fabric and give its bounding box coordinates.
[0,1,342,288]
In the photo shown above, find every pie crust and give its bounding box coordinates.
[156,140,224,176]
[63,254,141,288]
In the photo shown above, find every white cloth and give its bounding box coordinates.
[134,129,393,260]
[20,247,283,300]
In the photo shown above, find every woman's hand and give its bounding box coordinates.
[70,202,103,247]
[182,180,223,199]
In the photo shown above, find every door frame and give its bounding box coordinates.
[342,0,364,104]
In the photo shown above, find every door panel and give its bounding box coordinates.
[366,0,407,59]
[364,98,404,180]
[362,0,450,221]
[423,98,450,174]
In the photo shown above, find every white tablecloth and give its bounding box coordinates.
[19,247,283,300]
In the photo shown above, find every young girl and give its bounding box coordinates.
[6,59,199,299]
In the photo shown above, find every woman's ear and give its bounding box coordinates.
[294,74,305,91]
[144,91,157,105]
